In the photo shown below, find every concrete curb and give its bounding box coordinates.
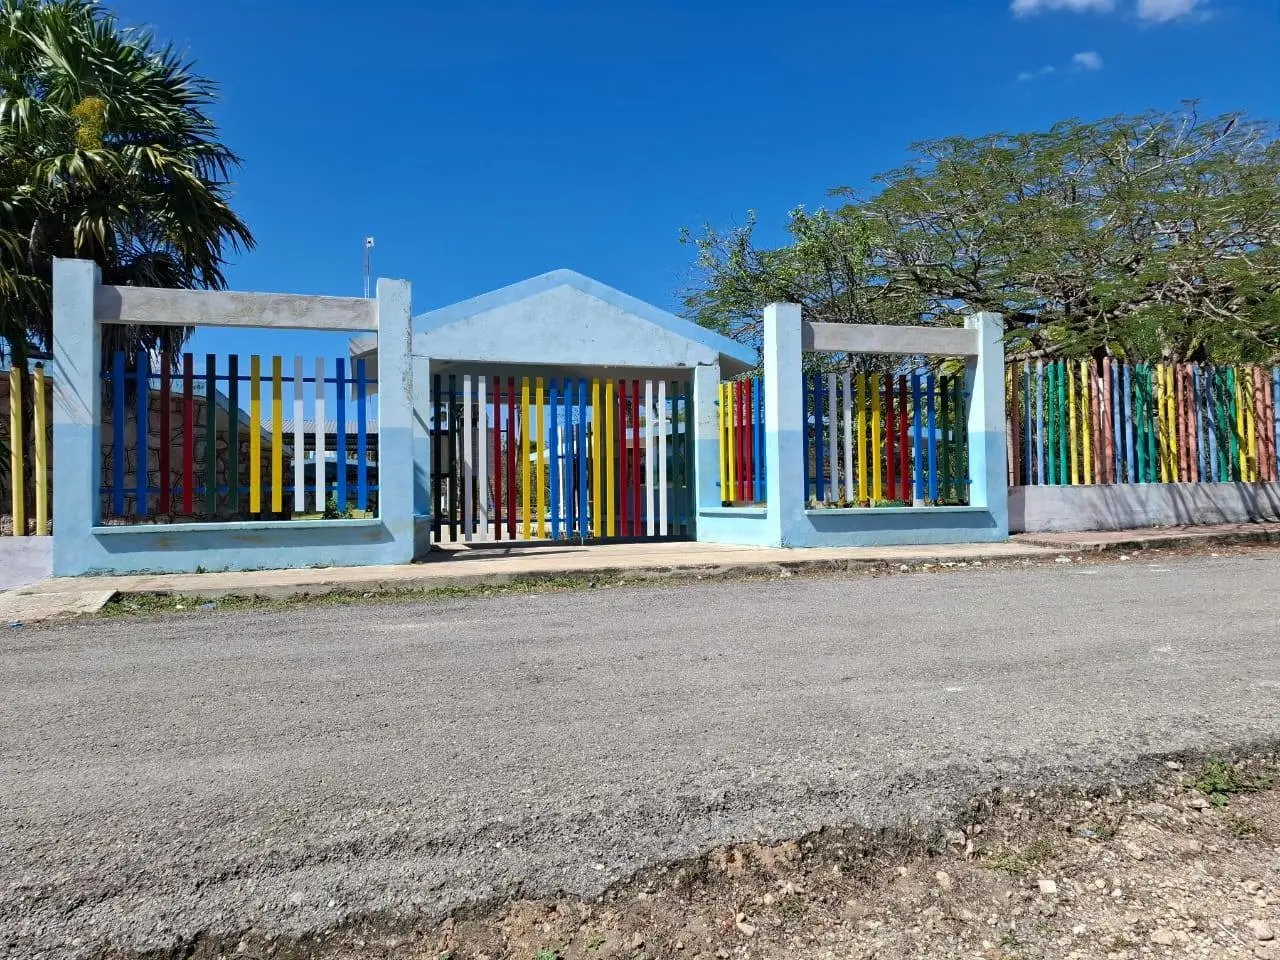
[108,550,1057,602]
[10,524,1277,620]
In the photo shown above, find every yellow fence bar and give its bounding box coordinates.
[1234,368,1247,480]
[870,375,882,501]
[717,383,728,501]
[271,356,283,513]
[1244,367,1258,481]
[1079,359,1092,485]
[726,382,737,499]
[33,364,48,535]
[856,373,868,502]
[535,377,546,538]
[249,356,262,513]
[1164,364,1178,482]
[591,378,602,538]
[604,379,616,537]
[9,366,25,535]
[521,377,532,539]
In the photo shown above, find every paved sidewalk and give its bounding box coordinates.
[6,520,1279,623]
[8,539,1058,614]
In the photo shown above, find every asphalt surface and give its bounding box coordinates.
[2,554,1279,958]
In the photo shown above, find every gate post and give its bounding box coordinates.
[50,259,101,575]
[374,277,416,563]
[763,302,804,546]
[692,361,722,514]
[965,311,1008,537]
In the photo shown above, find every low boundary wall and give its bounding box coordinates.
[1009,482,1280,533]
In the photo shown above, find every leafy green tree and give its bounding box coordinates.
[0,0,253,368]
[683,107,1280,363]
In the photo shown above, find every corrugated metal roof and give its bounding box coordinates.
[284,419,379,435]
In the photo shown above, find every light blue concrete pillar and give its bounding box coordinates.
[51,259,101,576]
[763,302,804,546]
[374,278,416,564]
[692,361,722,512]
[965,311,1009,537]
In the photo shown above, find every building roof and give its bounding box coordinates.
[349,268,757,378]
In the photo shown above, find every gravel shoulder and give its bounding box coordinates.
[2,552,1279,958]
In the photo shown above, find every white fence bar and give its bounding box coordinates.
[476,376,488,540]
[314,358,327,512]
[657,380,669,536]
[842,370,854,503]
[826,372,838,501]
[293,356,305,513]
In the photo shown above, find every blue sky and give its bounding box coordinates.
[108,0,1278,359]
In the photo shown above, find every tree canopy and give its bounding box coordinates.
[0,0,252,366]
[682,107,1280,364]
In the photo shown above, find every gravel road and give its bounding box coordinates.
[2,553,1279,958]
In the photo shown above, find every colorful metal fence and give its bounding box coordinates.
[718,378,765,504]
[3,364,51,536]
[1008,360,1280,486]
[100,352,378,522]
[430,374,694,542]
[802,371,969,507]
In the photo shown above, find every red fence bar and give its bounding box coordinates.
[901,371,911,499]
[742,381,747,506]
[493,380,503,540]
[507,376,517,538]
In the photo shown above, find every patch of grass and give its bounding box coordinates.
[583,933,606,951]
[535,950,559,960]
[779,894,808,918]
[98,575,612,619]
[1193,758,1273,807]
[1224,814,1260,838]
[985,838,1056,875]
[1021,837,1055,864]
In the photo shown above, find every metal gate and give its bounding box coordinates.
[430,373,694,543]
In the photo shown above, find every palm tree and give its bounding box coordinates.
[0,0,253,369]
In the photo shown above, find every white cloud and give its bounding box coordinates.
[1072,50,1104,69]
[1012,0,1206,20]
[1136,0,1204,21]
[1017,65,1059,81]
[1011,0,1114,16]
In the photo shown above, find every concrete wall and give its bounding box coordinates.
[1010,482,1280,533]
[695,303,1010,549]
[52,261,416,575]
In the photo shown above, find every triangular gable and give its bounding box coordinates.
[351,269,757,375]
